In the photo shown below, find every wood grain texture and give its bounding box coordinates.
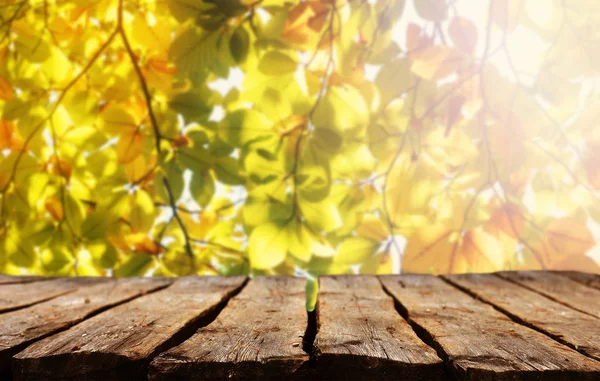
[149,277,309,381]
[0,278,90,313]
[498,271,600,319]
[380,274,600,381]
[556,271,600,291]
[0,275,45,285]
[444,273,600,361]
[13,276,246,381]
[0,277,170,378]
[314,276,443,380]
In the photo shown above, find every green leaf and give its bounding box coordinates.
[115,254,154,277]
[305,278,318,312]
[64,193,85,236]
[258,51,298,76]
[230,26,250,64]
[333,237,380,265]
[157,159,185,203]
[88,241,119,268]
[215,156,244,185]
[169,92,211,122]
[190,170,215,207]
[221,109,273,146]
[167,0,215,23]
[248,222,288,269]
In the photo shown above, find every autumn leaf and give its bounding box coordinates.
[0,76,14,101]
[117,131,144,165]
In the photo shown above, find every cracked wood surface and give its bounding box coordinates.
[559,271,600,290]
[444,273,600,361]
[0,278,92,313]
[13,276,246,380]
[314,276,443,380]
[0,277,170,378]
[0,272,599,380]
[380,274,600,381]
[497,271,600,319]
[149,277,309,381]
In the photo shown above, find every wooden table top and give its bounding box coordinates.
[0,271,599,380]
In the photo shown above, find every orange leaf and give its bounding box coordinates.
[125,233,162,255]
[117,131,144,165]
[542,218,595,258]
[0,76,13,101]
[0,120,23,150]
[48,157,72,180]
[448,17,477,54]
[148,56,178,75]
[45,197,64,221]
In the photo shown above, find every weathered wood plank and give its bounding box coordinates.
[444,273,600,361]
[314,276,443,380]
[14,276,246,380]
[0,275,46,285]
[0,277,170,378]
[0,278,100,313]
[149,277,309,381]
[556,271,600,291]
[498,271,600,319]
[380,274,600,380]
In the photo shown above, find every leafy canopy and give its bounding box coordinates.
[1,0,600,285]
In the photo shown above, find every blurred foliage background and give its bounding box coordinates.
[1,0,600,283]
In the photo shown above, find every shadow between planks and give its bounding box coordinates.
[0,271,599,380]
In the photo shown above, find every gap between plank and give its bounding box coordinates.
[494,274,600,321]
[3,283,173,379]
[553,272,600,292]
[439,276,600,364]
[141,277,250,379]
[378,279,458,380]
[2,280,174,380]
[302,308,317,366]
[0,286,76,315]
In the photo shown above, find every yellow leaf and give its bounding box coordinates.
[333,237,380,265]
[248,222,288,269]
[286,221,314,262]
[100,106,138,134]
[356,215,389,242]
[117,131,144,165]
[258,51,298,76]
[402,224,454,274]
[460,228,505,272]
[411,45,453,80]
[129,190,156,232]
